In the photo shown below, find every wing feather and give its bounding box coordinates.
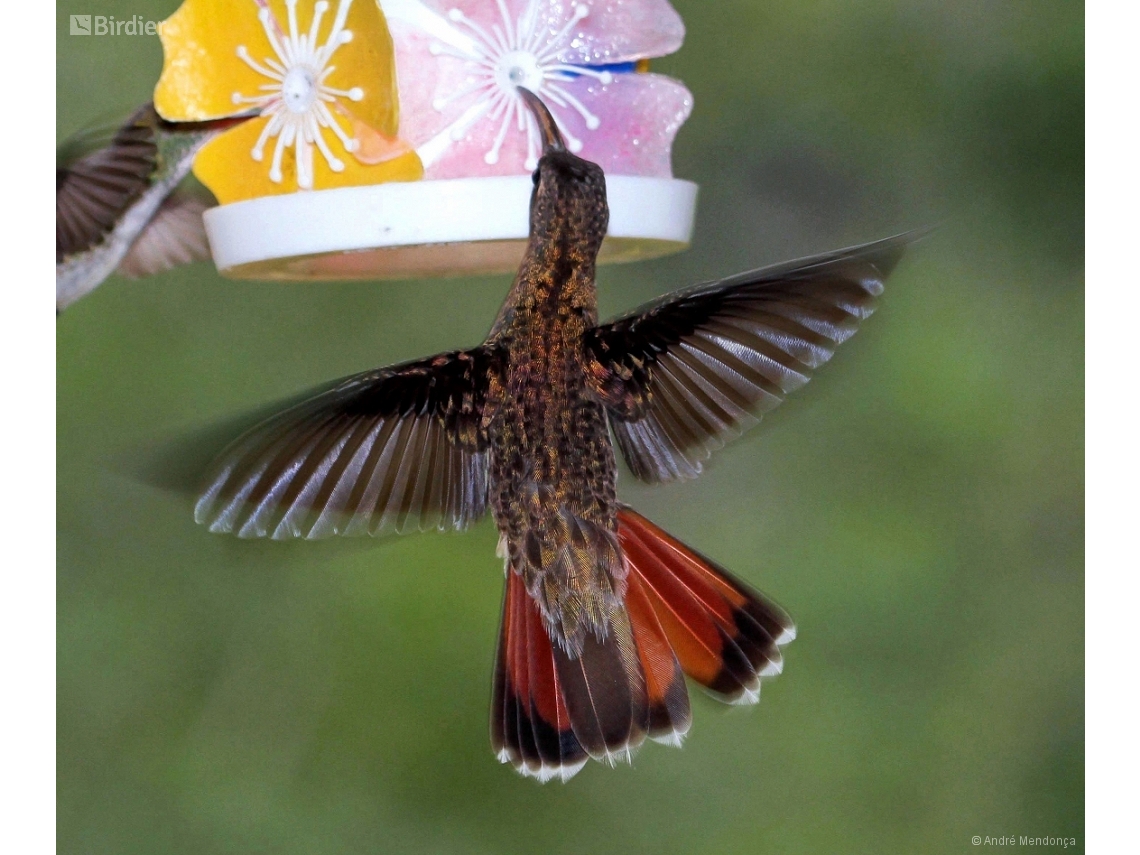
[116,192,212,278]
[585,233,916,482]
[56,104,158,263]
[195,347,502,539]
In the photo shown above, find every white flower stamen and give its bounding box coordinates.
[415,0,613,169]
[232,0,363,189]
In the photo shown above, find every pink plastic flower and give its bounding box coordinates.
[381,0,692,179]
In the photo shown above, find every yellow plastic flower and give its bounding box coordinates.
[155,0,423,203]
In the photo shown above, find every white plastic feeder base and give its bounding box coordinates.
[203,175,698,280]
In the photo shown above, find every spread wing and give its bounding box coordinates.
[195,346,503,540]
[116,191,211,278]
[56,103,158,263]
[583,234,914,482]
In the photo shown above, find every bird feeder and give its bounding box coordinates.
[153,0,697,280]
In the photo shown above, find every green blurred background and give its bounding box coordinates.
[57,1,1083,852]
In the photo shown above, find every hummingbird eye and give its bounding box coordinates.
[531,167,540,185]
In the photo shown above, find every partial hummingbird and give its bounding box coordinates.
[193,90,914,781]
[56,102,253,313]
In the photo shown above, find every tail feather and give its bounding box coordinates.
[551,609,648,765]
[522,590,582,775]
[618,507,795,704]
[491,570,590,782]
[491,508,794,781]
[625,570,692,744]
[507,577,543,775]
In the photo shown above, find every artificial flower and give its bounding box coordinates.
[381,0,693,179]
[155,0,422,203]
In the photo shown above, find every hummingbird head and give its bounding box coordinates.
[153,107,262,180]
[517,88,609,262]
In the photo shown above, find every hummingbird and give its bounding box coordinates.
[56,102,252,313]
[193,89,913,781]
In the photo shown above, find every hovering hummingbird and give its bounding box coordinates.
[56,102,252,313]
[193,90,913,781]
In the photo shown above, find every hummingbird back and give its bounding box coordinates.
[484,103,794,776]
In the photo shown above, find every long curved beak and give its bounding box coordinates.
[517,88,566,155]
[160,107,262,136]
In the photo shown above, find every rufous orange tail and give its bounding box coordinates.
[491,507,795,781]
